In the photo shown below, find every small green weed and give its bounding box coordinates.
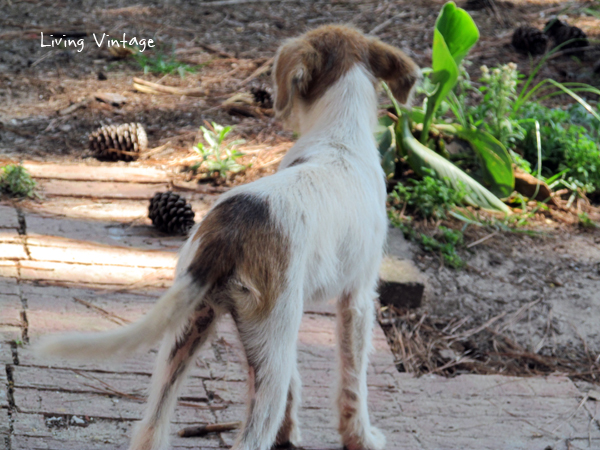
[0,164,36,198]
[391,215,465,269]
[389,170,467,219]
[578,212,598,229]
[192,122,246,178]
[131,47,198,77]
[471,63,524,149]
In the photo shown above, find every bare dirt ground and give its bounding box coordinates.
[1,0,600,385]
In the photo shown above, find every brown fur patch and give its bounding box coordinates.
[367,38,420,104]
[188,194,290,320]
[273,24,420,117]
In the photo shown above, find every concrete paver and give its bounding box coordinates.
[1,162,599,450]
[0,205,19,230]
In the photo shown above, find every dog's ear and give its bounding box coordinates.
[273,39,320,118]
[367,39,420,104]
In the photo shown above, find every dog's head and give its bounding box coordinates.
[272,25,420,121]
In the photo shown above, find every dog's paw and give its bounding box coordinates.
[343,426,386,450]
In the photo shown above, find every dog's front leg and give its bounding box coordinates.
[233,300,303,450]
[129,305,216,450]
[336,289,386,450]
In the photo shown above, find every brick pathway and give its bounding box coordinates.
[1,162,599,450]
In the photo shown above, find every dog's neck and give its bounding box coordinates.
[295,64,379,152]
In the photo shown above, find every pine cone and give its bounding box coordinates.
[148,191,195,235]
[512,26,548,56]
[545,18,588,54]
[250,84,274,109]
[89,123,148,162]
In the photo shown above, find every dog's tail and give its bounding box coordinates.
[36,275,208,360]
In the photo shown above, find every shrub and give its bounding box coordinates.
[0,164,36,198]
[389,170,467,219]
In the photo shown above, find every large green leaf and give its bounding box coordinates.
[397,115,510,213]
[438,124,515,198]
[435,2,480,66]
[421,2,479,143]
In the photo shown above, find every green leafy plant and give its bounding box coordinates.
[517,103,600,193]
[0,164,36,198]
[131,47,198,77]
[421,226,464,268]
[470,63,524,148]
[393,110,511,213]
[388,170,467,268]
[391,215,465,268]
[379,2,513,213]
[389,169,467,219]
[193,123,246,178]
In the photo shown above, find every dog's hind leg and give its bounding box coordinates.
[232,299,303,450]
[129,304,217,450]
[275,361,302,447]
[336,289,386,450]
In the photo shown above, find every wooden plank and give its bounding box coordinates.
[0,205,19,229]
[0,294,21,328]
[11,366,207,400]
[0,364,8,408]
[23,162,171,183]
[26,235,176,269]
[11,413,223,449]
[24,213,187,251]
[13,388,216,423]
[37,179,169,200]
[0,408,10,442]
[18,260,173,287]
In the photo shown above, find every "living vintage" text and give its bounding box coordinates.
[40,32,155,53]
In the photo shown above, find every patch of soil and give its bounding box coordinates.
[1,0,598,166]
[381,227,600,383]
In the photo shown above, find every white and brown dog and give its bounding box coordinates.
[38,25,419,450]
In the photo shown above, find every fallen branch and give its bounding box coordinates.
[59,97,92,116]
[132,77,204,97]
[368,12,410,35]
[238,57,274,87]
[178,421,241,437]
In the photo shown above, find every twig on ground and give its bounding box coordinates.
[368,12,410,35]
[132,77,204,97]
[178,421,241,437]
[466,231,499,249]
[238,57,274,87]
